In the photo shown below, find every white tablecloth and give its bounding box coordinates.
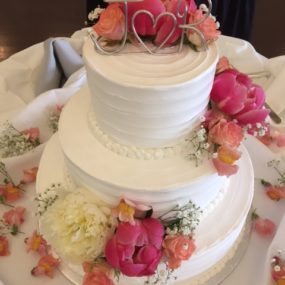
[0,31,285,285]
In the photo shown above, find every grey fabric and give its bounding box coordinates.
[35,38,84,95]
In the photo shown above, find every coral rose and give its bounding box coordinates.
[208,119,243,149]
[83,269,115,285]
[0,183,22,203]
[31,254,60,278]
[187,9,220,47]
[217,146,241,165]
[163,234,196,269]
[93,3,125,41]
[105,218,164,277]
[127,0,165,36]
[265,185,285,201]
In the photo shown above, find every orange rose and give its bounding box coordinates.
[163,234,196,269]
[217,145,241,165]
[93,3,125,41]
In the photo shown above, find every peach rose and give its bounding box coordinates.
[187,9,220,47]
[93,3,125,41]
[217,146,241,165]
[208,119,243,149]
[163,234,196,270]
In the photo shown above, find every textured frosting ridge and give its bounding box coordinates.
[83,39,218,148]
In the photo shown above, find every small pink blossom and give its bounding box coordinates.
[25,231,49,256]
[208,119,243,149]
[0,183,22,203]
[83,269,115,285]
[275,133,285,147]
[31,254,60,278]
[21,167,38,184]
[21,127,40,142]
[265,185,285,201]
[0,236,10,256]
[212,158,239,177]
[3,206,25,227]
[254,217,276,237]
[93,3,125,41]
[105,218,164,277]
[187,9,220,47]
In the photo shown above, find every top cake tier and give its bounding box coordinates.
[84,39,218,148]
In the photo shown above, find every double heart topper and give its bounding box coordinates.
[90,0,219,55]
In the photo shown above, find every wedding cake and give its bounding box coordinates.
[36,1,257,285]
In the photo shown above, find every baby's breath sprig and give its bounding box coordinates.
[145,263,177,285]
[243,122,268,137]
[0,161,13,184]
[48,106,63,133]
[159,201,202,236]
[35,183,63,216]
[0,122,40,158]
[267,159,285,186]
[186,126,210,166]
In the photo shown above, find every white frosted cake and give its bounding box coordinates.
[37,36,254,285]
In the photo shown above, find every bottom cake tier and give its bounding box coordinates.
[36,130,254,285]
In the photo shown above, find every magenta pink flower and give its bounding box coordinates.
[155,0,196,46]
[210,69,269,125]
[105,218,164,277]
[208,119,243,149]
[3,206,25,227]
[212,158,239,177]
[254,217,276,237]
[127,0,165,36]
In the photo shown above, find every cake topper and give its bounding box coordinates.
[89,0,220,55]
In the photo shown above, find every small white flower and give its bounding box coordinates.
[256,122,262,128]
[212,152,218,158]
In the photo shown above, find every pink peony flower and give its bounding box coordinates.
[25,231,49,256]
[3,206,25,227]
[254,217,276,237]
[187,8,220,47]
[212,158,239,177]
[210,69,269,125]
[155,0,196,46]
[83,269,115,285]
[22,127,40,142]
[21,167,38,184]
[0,236,10,256]
[127,0,165,36]
[93,3,125,41]
[105,218,164,277]
[31,254,60,278]
[265,185,285,201]
[163,234,196,269]
[208,119,243,149]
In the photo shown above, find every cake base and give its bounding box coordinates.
[36,131,254,285]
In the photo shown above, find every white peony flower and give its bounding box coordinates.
[40,188,116,263]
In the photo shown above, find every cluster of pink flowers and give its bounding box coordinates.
[25,231,60,278]
[204,57,269,177]
[81,199,197,283]
[93,0,220,48]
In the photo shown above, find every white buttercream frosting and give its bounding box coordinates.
[83,39,218,148]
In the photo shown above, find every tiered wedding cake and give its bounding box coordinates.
[37,1,255,284]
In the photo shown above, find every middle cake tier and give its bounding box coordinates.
[59,87,230,216]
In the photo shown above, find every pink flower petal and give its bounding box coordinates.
[116,222,142,245]
[235,108,269,125]
[276,134,285,147]
[212,158,239,177]
[141,218,164,249]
